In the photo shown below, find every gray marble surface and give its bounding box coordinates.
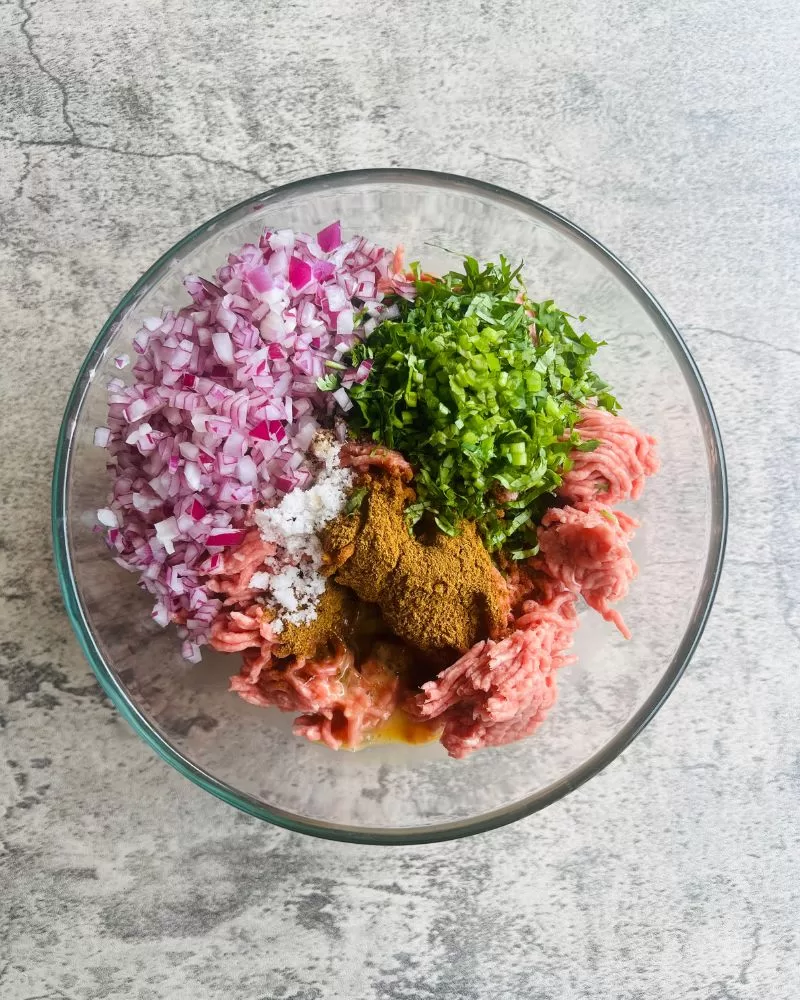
[1,0,799,997]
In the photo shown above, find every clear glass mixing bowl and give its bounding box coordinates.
[52,169,727,844]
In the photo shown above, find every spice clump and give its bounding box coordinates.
[323,473,509,655]
[270,582,357,660]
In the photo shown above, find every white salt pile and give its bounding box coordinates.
[251,436,353,625]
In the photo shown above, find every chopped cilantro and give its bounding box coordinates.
[341,256,617,552]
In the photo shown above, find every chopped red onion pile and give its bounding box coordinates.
[96,222,399,657]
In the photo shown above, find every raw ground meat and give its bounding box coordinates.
[211,593,400,748]
[293,658,399,750]
[535,504,639,639]
[227,639,399,750]
[206,528,275,605]
[230,642,349,714]
[339,440,414,481]
[206,444,410,748]
[207,411,656,756]
[408,591,578,758]
[559,406,659,507]
[208,601,277,653]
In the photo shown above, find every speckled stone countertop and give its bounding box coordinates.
[2,1,799,997]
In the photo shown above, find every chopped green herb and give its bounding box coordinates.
[315,372,341,392]
[345,486,369,515]
[338,256,617,552]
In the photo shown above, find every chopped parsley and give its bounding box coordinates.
[341,256,617,554]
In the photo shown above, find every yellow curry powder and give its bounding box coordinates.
[323,475,507,654]
[271,582,357,660]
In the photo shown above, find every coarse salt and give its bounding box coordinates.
[251,438,353,625]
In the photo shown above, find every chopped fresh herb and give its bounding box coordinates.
[315,372,341,392]
[345,486,369,515]
[337,256,617,552]
[510,544,540,560]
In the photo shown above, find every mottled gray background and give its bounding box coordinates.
[1,0,799,997]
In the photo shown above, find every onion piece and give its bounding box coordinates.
[155,516,180,554]
[288,256,313,290]
[212,330,235,366]
[333,387,353,412]
[96,507,118,528]
[317,220,342,253]
[206,529,248,546]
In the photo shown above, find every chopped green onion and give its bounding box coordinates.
[332,255,616,552]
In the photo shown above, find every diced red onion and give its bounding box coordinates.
[184,461,202,491]
[312,259,335,282]
[247,265,273,294]
[212,330,235,365]
[325,284,348,313]
[151,603,169,628]
[97,507,119,528]
[237,455,258,483]
[333,387,353,412]
[155,516,179,554]
[288,256,313,290]
[317,221,342,253]
[274,474,295,493]
[206,529,247,546]
[133,330,150,354]
[336,310,354,336]
[132,492,162,514]
[98,221,404,659]
[181,640,202,663]
[268,229,295,252]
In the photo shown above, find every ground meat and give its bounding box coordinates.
[209,602,277,653]
[293,658,399,750]
[535,503,638,638]
[213,594,401,749]
[206,529,276,604]
[407,591,578,758]
[230,644,351,715]
[500,559,554,611]
[339,440,414,481]
[559,406,659,507]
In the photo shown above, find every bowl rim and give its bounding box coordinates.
[52,167,728,845]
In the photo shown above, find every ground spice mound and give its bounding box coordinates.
[270,582,358,660]
[270,578,420,677]
[323,474,509,655]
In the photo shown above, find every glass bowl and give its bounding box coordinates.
[52,169,727,844]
